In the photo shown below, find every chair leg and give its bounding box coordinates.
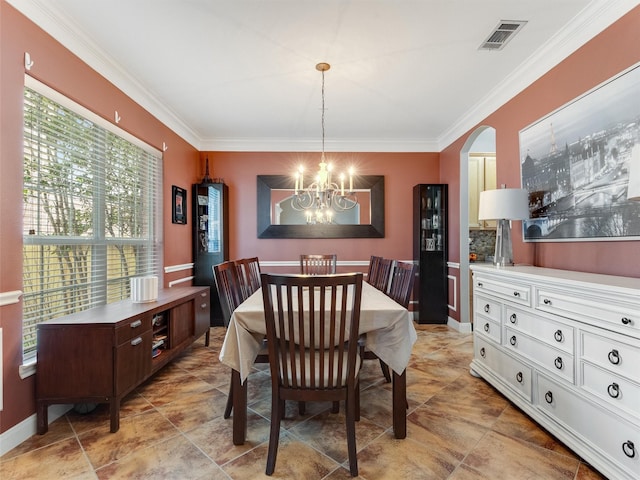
[345,388,359,477]
[298,401,306,415]
[355,379,360,421]
[379,359,391,383]
[223,376,233,419]
[204,328,210,347]
[266,397,284,476]
[331,401,339,414]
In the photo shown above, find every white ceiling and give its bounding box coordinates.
[9,0,638,152]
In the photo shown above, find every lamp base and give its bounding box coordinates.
[493,219,514,267]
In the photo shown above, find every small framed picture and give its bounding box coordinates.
[172,185,187,224]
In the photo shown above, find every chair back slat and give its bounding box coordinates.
[261,273,363,392]
[213,261,244,327]
[300,254,337,275]
[367,255,383,285]
[372,258,393,293]
[235,257,261,299]
[387,261,418,308]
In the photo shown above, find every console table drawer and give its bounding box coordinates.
[506,306,574,354]
[116,315,152,344]
[474,295,502,323]
[474,276,531,306]
[536,373,640,480]
[505,328,574,383]
[475,315,501,344]
[581,362,640,418]
[475,336,532,401]
[581,331,640,383]
[536,288,639,333]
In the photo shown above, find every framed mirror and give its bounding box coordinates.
[257,175,385,238]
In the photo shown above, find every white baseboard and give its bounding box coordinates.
[0,404,71,456]
[447,317,473,333]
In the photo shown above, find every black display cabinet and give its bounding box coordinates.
[413,184,448,324]
[192,182,229,326]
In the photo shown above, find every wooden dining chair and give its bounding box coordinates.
[261,272,363,477]
[299,254,337,275]
[371,257,393,293]
[213,261,244,328]
[387,261,418,309]
[366,255,383,285]
[214,260,268,418]
[235,257,261,300]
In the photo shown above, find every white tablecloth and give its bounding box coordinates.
[219,281,417,382]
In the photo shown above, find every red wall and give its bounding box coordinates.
[441,6,640,316]
[203,151,440,264]
[0,2,200,434]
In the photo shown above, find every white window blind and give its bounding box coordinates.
[22,77,163,361]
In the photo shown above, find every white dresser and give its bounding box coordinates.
[470,264,640,480]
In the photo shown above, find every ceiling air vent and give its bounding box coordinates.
[479,20,527,51]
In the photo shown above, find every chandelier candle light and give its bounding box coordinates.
[291,62,358,224]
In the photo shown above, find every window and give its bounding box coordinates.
[22,77,163,361]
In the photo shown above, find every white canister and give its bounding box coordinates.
[130,275,158,303]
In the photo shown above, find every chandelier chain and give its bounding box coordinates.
[321,68,326,156]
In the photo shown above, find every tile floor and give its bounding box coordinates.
[1,325,606,479]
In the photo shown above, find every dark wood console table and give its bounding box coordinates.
[36,286,210,434]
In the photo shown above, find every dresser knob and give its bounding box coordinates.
[513,291,520,297]
[516,371,523,383]
[131,337,142,346]
[554,330,563,342]
[130,319,142,328]
[480,347,486,358]
[477,282,484,287]
[200,303,208,309]
[608,349,621,365]
[510,313,517,324]
[543,298,552,305]
[554,357,563,370]
[607,383,620,399]
[622,440,636,459]
[484,323,490,333]
[484,304,490,313]
[621,317,632,325]
[510,335,517,346]
[544,391,553,404]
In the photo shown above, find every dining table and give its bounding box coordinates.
[219,280,417,445]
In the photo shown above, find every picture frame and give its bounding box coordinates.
[172,185,187,224]
[519,62,640,242]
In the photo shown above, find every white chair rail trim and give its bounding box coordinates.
[0,290,23,307]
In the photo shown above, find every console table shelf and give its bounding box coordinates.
[36,286,210,434]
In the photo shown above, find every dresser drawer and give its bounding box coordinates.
[505,328,574,383]
[536,287,639,334]
[475,315,501,344]
[116,315,152,344]
[474,275,531,306]
[474,294,502,323]
[505,306,574,354]
[581,331,640,384]
[581,362,640,418]
[475,336,532,401]
[536,373,640,480]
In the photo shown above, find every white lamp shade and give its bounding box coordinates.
[478,188,530,220]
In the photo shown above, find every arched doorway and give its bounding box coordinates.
[459,126,496,327]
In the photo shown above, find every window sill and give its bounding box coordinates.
[19,360,36,379]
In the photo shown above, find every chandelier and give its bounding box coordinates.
[291,62,358,224]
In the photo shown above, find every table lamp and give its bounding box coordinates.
[478,188,530,267]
